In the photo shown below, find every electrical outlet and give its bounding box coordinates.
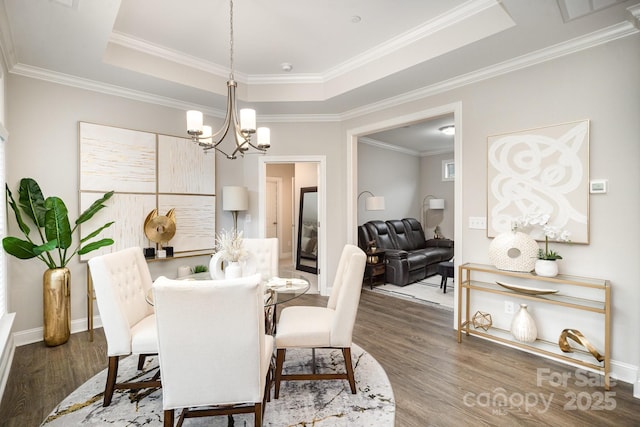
[504,301,514,314]
[469,216,487,229]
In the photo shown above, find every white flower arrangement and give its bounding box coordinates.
[215,229,247,262]
[514,212,571,260]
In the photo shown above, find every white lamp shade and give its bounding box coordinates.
[429,198,445,210]
[239,108,256,132]
[257,127,270,148]
[222,186,249,211]
[186,110,203,133]
[365,196,385,211]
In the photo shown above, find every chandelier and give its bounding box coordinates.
[186,0,270,159]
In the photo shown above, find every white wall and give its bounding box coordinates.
[357,141,420,224]
[343,34,640,383]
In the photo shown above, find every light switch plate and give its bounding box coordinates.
[469,216,487,230]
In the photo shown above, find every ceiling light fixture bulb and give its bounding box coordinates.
[439,125,455,136]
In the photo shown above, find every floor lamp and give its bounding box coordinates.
[223,186,249,231]
[422,195,445,238]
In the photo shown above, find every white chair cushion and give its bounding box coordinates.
[130,314,158,355]
[275,306,333,348]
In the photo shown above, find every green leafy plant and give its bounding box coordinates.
[193,265,208,273]
[2,178,115,269]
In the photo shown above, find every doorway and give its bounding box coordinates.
[346,103,463,321]
[258,156,327,295]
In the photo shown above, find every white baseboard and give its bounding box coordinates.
[13,316,103,347]
[635,374,640,399]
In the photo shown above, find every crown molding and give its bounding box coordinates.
[0,1,16,71]
[324,0,501,81]
[6,19,638,125]
[628,3,640,28]
[341,21,639,121]
[359,137,420,156]
[9,63,227,119]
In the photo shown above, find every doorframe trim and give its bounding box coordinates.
[258,156,327,295]
[346,102,463,322]
[266,176,286,258]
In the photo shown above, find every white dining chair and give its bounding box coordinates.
[273,244,366,398]
[243,237,279,280]
[88,247,160,406]
[152,273,273,426]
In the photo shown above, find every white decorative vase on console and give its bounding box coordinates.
[224,261,242,279]
[488,231,538,272]
[535,259,558,277]
[510,304,537,343]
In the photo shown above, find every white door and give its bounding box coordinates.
[266,179,278,239]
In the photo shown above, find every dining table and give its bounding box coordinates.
[148,271,311,334]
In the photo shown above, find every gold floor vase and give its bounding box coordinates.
[43,268,71,346]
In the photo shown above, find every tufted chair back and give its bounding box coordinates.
[386,219,412,251]
[153,273,272,426]
[243,238,279,280]
[89,247,155,357]
[88,247,160,407]
[326,244,367,347]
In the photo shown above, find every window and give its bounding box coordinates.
[442,159,455,181]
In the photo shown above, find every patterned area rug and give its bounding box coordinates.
[371,275,454,310]
[41,344,394,426]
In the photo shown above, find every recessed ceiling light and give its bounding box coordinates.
[351,15,362,24]
[281,63,293,72]
[439,125,455,136]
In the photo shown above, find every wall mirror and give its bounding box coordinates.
[296,186,318,274]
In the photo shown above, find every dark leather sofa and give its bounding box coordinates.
[358,218,454,287]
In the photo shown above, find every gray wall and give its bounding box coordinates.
[357,142,420,224]
[421,153,455,240]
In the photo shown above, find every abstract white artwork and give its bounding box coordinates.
[158,195,216,252]
[487,120,589,243]
[79,122,156,193]
[158,135,215,194]
[79,123,217,259]
[79,193,157,261]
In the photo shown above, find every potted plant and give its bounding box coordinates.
[210,229,247,279]
[516,212,571,277]
[3,178,114,346]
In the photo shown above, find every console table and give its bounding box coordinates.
[457,263,611,389]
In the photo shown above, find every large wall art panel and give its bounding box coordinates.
[158,134,215,194]
[79,192,157,261]
[158,194,216,252]
[79,122,156,193]
[487,120,589,243]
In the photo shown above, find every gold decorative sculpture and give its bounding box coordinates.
[144,209,176,256]
[558,329,604,363]
[472,311,492,331]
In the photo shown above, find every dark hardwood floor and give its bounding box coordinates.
[1,290,638,426]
